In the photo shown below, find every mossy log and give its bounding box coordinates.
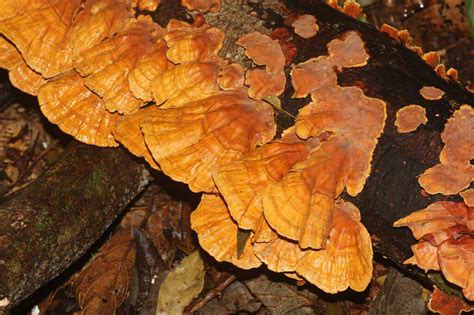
[0,0,473,309]
[0,143,149,311]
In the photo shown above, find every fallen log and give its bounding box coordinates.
[0,0,473,309]
[0,142,149,311]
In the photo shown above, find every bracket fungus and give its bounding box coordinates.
[419,86,445,101]
[394,201,474,300]
[395,104,427,133]
[291,14,319,39]
[190,194,262,269]
[236,31,286,100]
[142,92,276,193]
[38,71,119,147]
[6,0,471,301]
[418,105,474,195]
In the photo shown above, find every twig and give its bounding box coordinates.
[185,274,237,314]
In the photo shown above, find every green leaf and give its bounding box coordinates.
[467,0,474,36]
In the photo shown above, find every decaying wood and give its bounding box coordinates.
[0,142,149,310]
[0,0,473,308]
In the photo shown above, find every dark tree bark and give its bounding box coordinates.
[0,143,149,311]
[0,0,473,309]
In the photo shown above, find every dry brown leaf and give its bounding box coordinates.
[292,14,319,38]
[419,105,474,195]
[73,228,136,314]
[190,194,262,269]
[37,71,119,147]
[113,106,159,169]
[156,250,205,314]
[395,104,427,133]
[0,0,81,77]
[236,31,285,73]
[142,92,275,192]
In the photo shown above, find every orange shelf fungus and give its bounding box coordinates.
[135,0,160,11]
[256,200,373,293]
[150,62,220,108]
[422,51,440,69]
[8,62,47,96]
[395,201,474,301]
[327,31,369,69]
[263,31,384,250]
[404,241,440,271]
[128,40,173,102]
[164,20,224,64]
[236,32,285,73]
[291,14,319,39]
[419,86,445,100]
[395,104,427,133]
[190,194,261,269]
[0,0,81,78]
[70,0,133,58]
[437,237,474,301]
[244,69,286,100]
[295,200,373,293]
[461,189,474,207]
[236,31,286,100]
[217,63,245,91]
[73,21,161,114]
[418,105,474,195]
[214,131,321,231]
[112,106,159,170]
[37,71,119,147]
[0,36,46,95]
[393,201,471,240]
[290,57,337,98]
[180,0,221,13]
[0,36,22,70]
[142,92,275,192]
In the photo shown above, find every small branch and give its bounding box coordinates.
[185,274,237,314]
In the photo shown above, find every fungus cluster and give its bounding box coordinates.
[394,103,473,301]
[394,201,474,300]
[6,0,472,299]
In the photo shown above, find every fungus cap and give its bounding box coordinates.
[395,104,427,133]
[142,92,275,192]
[37,71,119,147]
[112,106,159,169]
[190,194,261,269]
